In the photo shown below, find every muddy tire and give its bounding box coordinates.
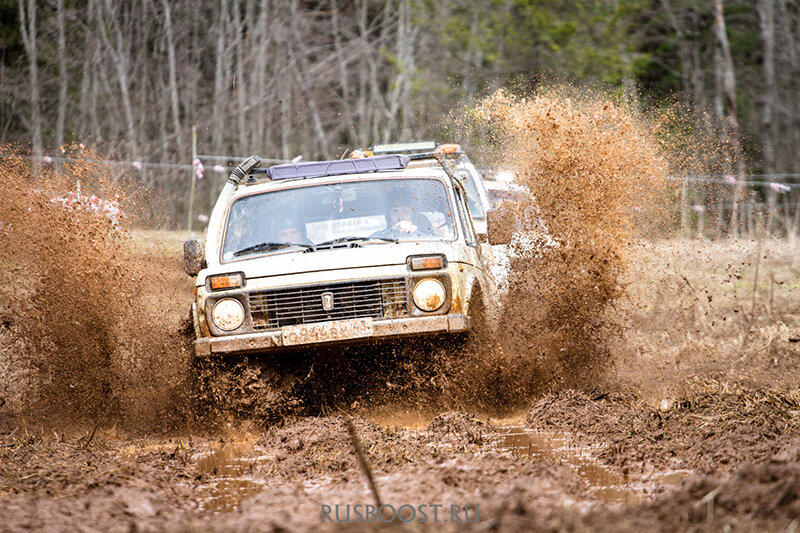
[452,287,493,353]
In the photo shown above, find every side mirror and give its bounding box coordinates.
[486,209,513,245]
[183,239,205,277]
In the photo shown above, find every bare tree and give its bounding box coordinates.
[712,0,746,236]
[758,0,778,174]
[161,0,186,161]
[18,0,42,164]
[758,0,779,231]
[55,0,68,153]
[98,0,140,159]
[776,0,799,173]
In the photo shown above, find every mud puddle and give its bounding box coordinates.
[494,427,690,503]
[195,443,269,514]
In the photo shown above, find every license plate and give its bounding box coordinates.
[281,317,374,346]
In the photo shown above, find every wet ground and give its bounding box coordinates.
[2,394,798,532]
[1,233,799,532]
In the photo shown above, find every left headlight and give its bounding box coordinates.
[412,279,446,312]
[212,298,245,331]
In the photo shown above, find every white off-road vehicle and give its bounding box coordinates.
[183,154,501,358]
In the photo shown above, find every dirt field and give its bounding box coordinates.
[1,230,798,532]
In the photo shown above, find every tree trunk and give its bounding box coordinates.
[777,0,799,173]
[99,0,140,159]
[289,0,330,158]
[661,0,703,111]
[211,0,229,154]
[161,0,185,162]
[55,0,68,152]
[280,65,292,160]
[251,0,270,152]
[712,0,746,237]
[331,0,355,147]
[758,0,779,232]
[18,0,42,166]
[233,0,248,151]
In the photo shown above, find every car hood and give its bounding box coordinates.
[198,241,463,284]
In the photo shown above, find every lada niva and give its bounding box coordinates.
[183,154,499,358]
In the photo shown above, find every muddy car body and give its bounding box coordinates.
[185,155,495,357]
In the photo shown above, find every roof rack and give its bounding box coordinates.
[351,141,467,184]
[248,154,409,182]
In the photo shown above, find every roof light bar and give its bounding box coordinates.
[263,154,409,180]
[370,141,439,153]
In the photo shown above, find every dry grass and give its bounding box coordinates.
[611,238,800,400]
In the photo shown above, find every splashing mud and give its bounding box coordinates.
[0,148,191,429]
[483,88,675,389]
[409,87,680,413]
[0,87,711,430]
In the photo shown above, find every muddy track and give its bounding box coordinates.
[1,230,799,531]
[2,388,799,532]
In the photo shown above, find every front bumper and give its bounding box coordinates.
[193,313,470,357]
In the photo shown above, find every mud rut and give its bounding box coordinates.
[2,382,799,532]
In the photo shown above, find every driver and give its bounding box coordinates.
[275,217,306,244]
[386,188,433,235]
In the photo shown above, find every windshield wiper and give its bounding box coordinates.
[233,241,313,257]
[312,236,398,249]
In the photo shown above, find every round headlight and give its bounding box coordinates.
[412,279,446,312]
[212,298,245,331]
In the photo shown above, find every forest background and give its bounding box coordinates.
[2,0,797,228]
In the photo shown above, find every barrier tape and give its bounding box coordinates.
[2,154,796,191]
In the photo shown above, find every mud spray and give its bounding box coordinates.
[176,87,685,423]
[0,148,192,430]
[398,87,681,415]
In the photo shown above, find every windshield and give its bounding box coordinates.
[221,178,456,261]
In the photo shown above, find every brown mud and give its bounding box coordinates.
[2,228,798,533]
[2,374,798,531]
[1,87,799,531]
[0,149,195,431]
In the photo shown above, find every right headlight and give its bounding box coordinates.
[412,278,446,312]
[212,298,245,331]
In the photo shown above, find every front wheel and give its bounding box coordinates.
[465,288,495,346]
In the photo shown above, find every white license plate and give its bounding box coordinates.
[281,317,374,346]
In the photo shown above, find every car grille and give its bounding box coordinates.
[249,278,407,330]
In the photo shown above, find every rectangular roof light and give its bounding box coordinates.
[370,141,438,153]
[264,154,409,181]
